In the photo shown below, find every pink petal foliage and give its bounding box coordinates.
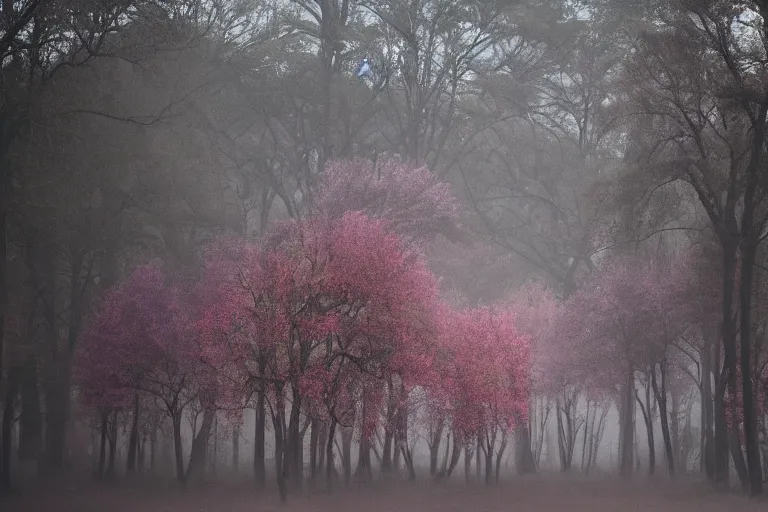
[550,255,692,395]
[197,211,444,438]
[313,158,461,246]
[443,306,531,439]
[75,263,212,412]
[76,201,538,453]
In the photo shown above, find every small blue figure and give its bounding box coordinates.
[356,57,374,80]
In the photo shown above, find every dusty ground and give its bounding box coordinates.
[3,474,765,512]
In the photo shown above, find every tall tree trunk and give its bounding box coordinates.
[186,408,215,484]
[1,367,21,490]
[636,384,655,476]
[172,414,185,484]
[464,442,472,484]
[652,365,675,477]
[341,426,352,486]
[429,419,444,478]
[18,355,41,475]
[446,434,461,477]
[126,395,139,475]
[619,366,634,478]
[326,418,337,491]
[719,239,747,487]
[355,432,372,482]
[495,432,507,483]
[701,337,715,480]
[515,424,536,474]
[106,410,118,481]
[96,410,109,479]
[738,238,764,494]
[272,387,288,502]
[714,353,730,485]
[253,383,266,485]
[309,418,319,483]
[318,421,327,477]
[284,388,303,489]
[738,100,767,495]
[381,378,394,473]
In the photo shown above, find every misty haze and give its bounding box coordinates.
[1,1,768,511]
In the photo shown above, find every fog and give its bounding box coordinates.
[1,0,768,510]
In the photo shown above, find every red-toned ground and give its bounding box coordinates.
[3,474,765,512]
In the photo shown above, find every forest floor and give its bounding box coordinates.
[3,472,766,512]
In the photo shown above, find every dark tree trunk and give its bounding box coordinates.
[126,395,139,475]
[651,365,675,477]
[619,367,634,478]
[355,432,372,482]
[719,240,747,488]
[738,238,764,494]
[253,356,267,486]
[253,392,266,486]
[318,421,327,478]
[326,418,337,491]
[106,410,118,480]
[446,435,461,477]
[341,426,352,487]
[97,410,109,479]
[701,337,714,480]
[309,418,319,482]
[272,399,287,503]
[138,434,146,473]
[381,379,394,473]
[636,383,655,476]
[172,414,185,484]
[18,356,41,472]
[495,434,507,483]
[714,352,730,485]
[429,419,444,478]
[285,389,303,489]
[464,443,472,484]
[186,408,215,484]
[1,367,21,490]
[515,424,536,474]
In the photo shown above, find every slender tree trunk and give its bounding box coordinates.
[97,410,109,479]
[326,418,337,491]
[738,238,764,494]
[309,418,319,484]
[714,354,730,485]
[341,426,352,486]
[318,421,327,477]
[1,367,21,490]
[464,443,472,484]
[475,434,482,479]
[495,433,507,483]
[186,408,215,484]
[126,395,139,475]
[446,434,461,477]
[429,419,444,478]
[253,388,266,486]
[106,410,118,481]
[18,355,41,475]
[636,385,655,476]
[172,414,185,484]
[515,424,536,474]
[652,365,675,477]
[619,366,634,478]
[701,337,715,480]
[271,386,288,502]
[355,432,372,482]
